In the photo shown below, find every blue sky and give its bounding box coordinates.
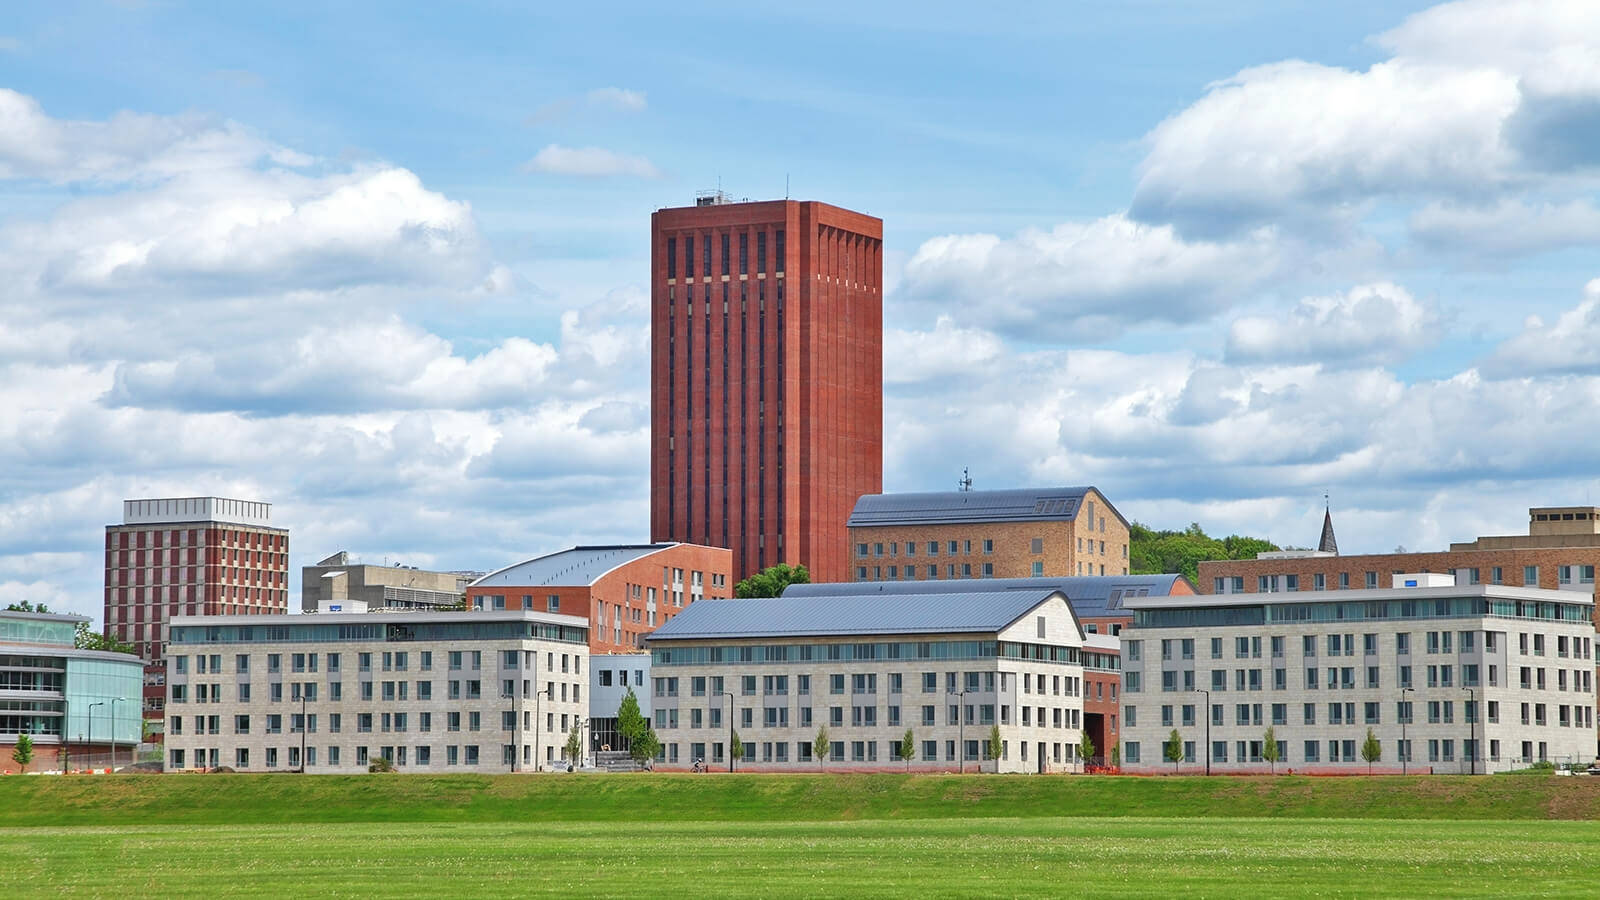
[5,0,1600,621]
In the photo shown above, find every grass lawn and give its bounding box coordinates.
[4,817,1600,897]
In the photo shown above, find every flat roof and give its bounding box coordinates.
[848,486,1126,528]
[471,544,679,588]
[170,608,588,629]
[647,589,1071,641]
[784,575,1190,618]
[1122,583,1593,611]
[0,610,90,625]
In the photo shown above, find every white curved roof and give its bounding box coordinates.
[472,544,678,588]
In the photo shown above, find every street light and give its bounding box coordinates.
[1401,687,1414,775]
[88,701,105,770]
[952,689,971,774]
[1464,686,1477,776]
[1194,688,1211,776]
[299,694,308,773]
[714,691,734,772]
[110,697,124,773]
[578,718,590,768]
[502,684,522,773]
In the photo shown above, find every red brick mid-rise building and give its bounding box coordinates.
[466,543,733,654]
[104,497,289,731]
[650,195,883,584]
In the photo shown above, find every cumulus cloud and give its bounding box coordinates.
[898,214,1284,338]
[885,316,1005,386]
[521,144,661,178]
[525,87,648,124]
[1225,283,1441,367]
[1409,198,1600,256]
[1482,277,1600,376]
[1130,0,1600,237]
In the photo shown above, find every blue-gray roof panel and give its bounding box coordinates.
[847,487,1127,527]
[783,575,1190,618]
[646,589,1065,641]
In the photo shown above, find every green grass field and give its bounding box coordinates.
[4,775,1599,896]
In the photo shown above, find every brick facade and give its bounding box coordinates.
[649,199,883,584]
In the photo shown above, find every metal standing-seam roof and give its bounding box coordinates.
[471,544,677,588]
[644,589,1068,641]
[847,486,1127,528]
[783,575,1192,619]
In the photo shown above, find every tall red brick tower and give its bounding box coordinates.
[650,195,883,584]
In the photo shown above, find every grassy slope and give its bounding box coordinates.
[6,818,1600,897]
[4,772,1599,826]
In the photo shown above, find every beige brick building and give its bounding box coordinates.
[847,487,1130,583]
[162,610,588,773]
[644,588,1087,772]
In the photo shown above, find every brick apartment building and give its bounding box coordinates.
[1198,506,1600,629]
[846,487,1130,583]
[104,497,288,732]
[466,543,732,655]
[649,194,883,584]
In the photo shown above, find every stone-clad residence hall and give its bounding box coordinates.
[1119,574,1595,774]
[161,609,589,773]
[847,487,1130,583]
[643,588,1088,772]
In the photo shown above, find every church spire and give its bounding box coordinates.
[1318,493,1339,555]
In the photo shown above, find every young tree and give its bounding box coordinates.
[12,733,33,773]
[629,727,661,768]
[73,622,136,654]
[813,726,829,772]
[734,564,811,598]
[58,743,70,774]
[1262,726,1280,775]
[900,728,916,771]
[1361,727,1382,774]
[730,729,743,769]
[1164,729,1183,773]
[565,725,582,765]
[1109,741,1120,769]
[615,687,646,753]
[1078,732,1097,769]
[987,724,1002,770]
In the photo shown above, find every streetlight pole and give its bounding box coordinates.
[88,702,104,770]
[1195,688,1211,776]
[1401,687,1414,775]
[503,684,521,773]
[300,694,308,773]
[578,718,590,768]
[533,682,550,772]
[715,691,734,772]
[954,689,970,774]
[110,698,123,772]
[1464,687,1476,776]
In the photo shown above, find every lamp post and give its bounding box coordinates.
[1401,687,1414,775]
[1195,688,1211,776]
[1464,686,1476,776]
[88,702,105,770]
[578,718,590,768]
[533,682,551,772]
[953,689,971,774]
[503,684,521,773]
[715,691,734,772]
[299,694,308,773]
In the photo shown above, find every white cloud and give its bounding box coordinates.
[885,316,1005,386]
[521,144,661,178]
[584,87,646,112]
[1225,283,1441,366]
[898,214,1284,338]
[1130,0,1600,237]
[1409,198,1600,255]
[0,36,20,53]
[525,87,648,125]
[1482,277,1600,376]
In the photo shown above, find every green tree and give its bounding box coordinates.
[1128,521,1281,581]
[730,729,743,770]
[1164,729,1183,773]
[74,622,135,654]
[565,724,582,765]
[1361,727,1382,774]
[368,755,394,773]
[1079,731,1097,768]
[629,727,661,767]
[1262,726,1280,774]
[615,687,646,753]
[1109,741,1120,769]
[735,563,811,598]
[813,726,829,772]
[987,724,1002,770]
[12,733,33,773]
[900,728,916,770]
[4,601,48,613]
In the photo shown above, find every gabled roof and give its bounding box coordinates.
[472,544,677,588]
[783,575,1191,619]
[847,486,1126,528]
[645,589,1070,641]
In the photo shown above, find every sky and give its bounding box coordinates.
[5,0,1600,623]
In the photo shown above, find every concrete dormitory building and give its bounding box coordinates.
[642,587,1088,772]
[161,609,590,773]
[847,487,1131,583]
[1118,574,1596,774]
